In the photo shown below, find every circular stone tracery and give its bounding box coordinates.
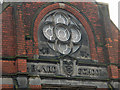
[54,12,69,25]
[40,10,82,55]
[55,24,70,42]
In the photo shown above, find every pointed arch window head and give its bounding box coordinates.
[38,9,90,59]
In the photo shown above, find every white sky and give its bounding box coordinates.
[96,0,119,27]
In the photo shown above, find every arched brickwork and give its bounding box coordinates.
[33,3,98,60]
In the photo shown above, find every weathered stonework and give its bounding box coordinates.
[1,1,119,90]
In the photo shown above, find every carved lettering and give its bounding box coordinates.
[28,64,57,74]
[41,65,57,73]
[78,68,101,76]
[27,62,108,79]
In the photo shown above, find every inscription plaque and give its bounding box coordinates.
[27,60,108,79]
[77,66,108,78]
[27,63,58,75]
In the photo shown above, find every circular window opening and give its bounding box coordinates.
[39,9,83,55]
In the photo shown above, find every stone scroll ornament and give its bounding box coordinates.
[39,9,82,55]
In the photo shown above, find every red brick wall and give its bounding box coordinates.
[2,2,119,80]
[2,2,106,61]
[2,59,27,74]
[29,85,41,90]
[1,84,14,90]
[108,22,119,78]
[2,60,17,74]
[71,2,105,62]
[22,2,46,58]
[15,58,27,73]
[2,7,16,57]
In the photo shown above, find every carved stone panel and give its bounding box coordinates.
[27,63,59,76]
[77,66,108,79]
[27,60,108,79]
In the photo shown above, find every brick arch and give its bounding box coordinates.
[33,3,98,60]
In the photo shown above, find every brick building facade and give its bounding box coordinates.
[1,1,120,90]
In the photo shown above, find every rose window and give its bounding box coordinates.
[39,9,83,55]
